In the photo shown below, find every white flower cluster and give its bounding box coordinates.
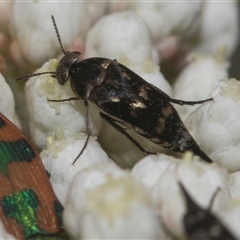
[0,1,240,239]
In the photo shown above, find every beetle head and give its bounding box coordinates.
[56,51,81,85]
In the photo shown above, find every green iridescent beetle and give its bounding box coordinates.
[0,113,69,239]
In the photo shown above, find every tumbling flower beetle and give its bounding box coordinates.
[17,16,213,164]
[0,113,68,239]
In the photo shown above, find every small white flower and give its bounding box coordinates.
[227,171,240,200]
[131,153,178,190]
[64,162,164,239]
[173,49,229,120]
[86,1,109,26]
[41,133,110,205]
[217,199,240,239]
[109,1,203,45]
[194,1,239,58]
[185,78,240,172]
[9,2,89,69]
[84,11,159,64]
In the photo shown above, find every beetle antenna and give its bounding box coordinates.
[51,15,66,55]
[16,71,56,81]
[208,187,221,211]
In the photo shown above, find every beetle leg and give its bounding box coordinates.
[84,100,92,137]
[168,97,213,106]
[48,97,79,102]
[72,100,92,165]
[100,112,155,155]
[207,187,221,211]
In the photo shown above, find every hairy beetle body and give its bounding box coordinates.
[66,57,212,163]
